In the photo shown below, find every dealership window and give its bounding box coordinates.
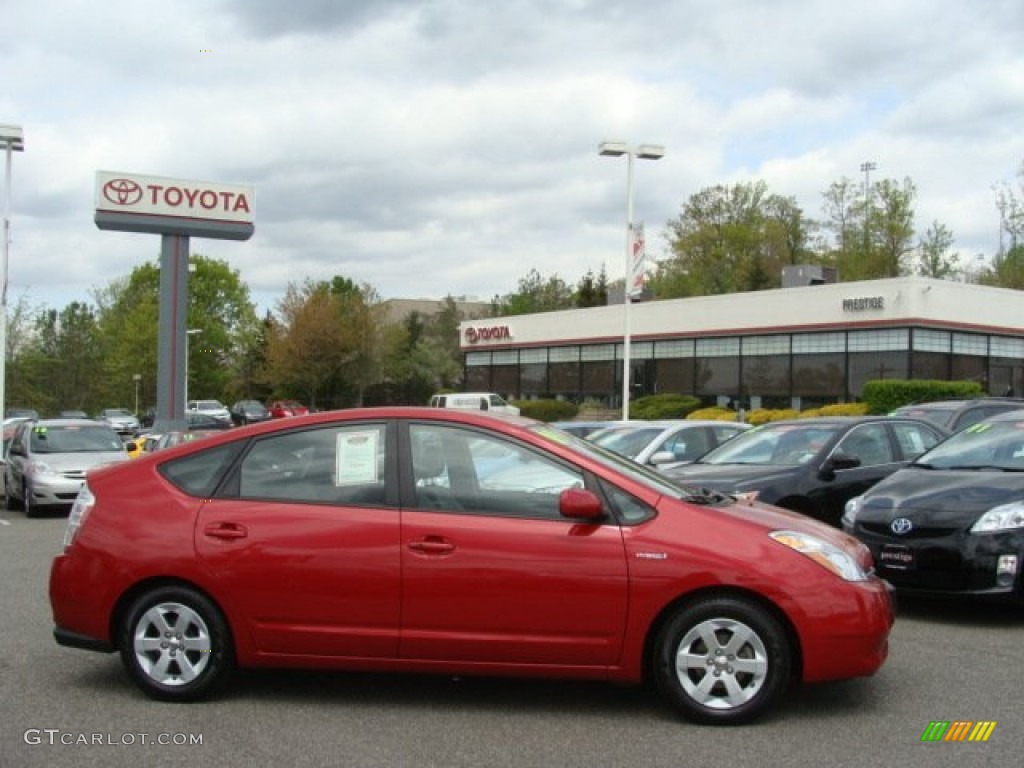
[655,358,696,395]
[848,330,909,398]
[695,338,739,398]
[910,329,951,380]
[951,332,988,389]
[792,354,846,400]
[548,346,581,401]
[464,351,492,391]
[518,348,547,397]
[741,335,791,398]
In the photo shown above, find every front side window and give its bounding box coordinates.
[834,424,894,466]
[239,424,388,505]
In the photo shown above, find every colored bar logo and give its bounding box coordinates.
[921,721,996,743]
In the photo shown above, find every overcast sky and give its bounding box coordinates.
[3,0,1023,315]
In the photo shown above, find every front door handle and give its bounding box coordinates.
[408,537,455,555]
[203,522,248,540]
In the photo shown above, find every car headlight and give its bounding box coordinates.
[29,460,59,478]
[970,501,1024,533]
[770,530,870,582]
[842,495,864,528]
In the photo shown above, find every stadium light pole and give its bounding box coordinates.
[0,124,25,427]
[599,141,665,420]
[860,161,877,264]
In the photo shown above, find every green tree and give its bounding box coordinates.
[916,221,959,279]
[491,269,575,316]
[653,181,811,298]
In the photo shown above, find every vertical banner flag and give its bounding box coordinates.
[628,222,646,298]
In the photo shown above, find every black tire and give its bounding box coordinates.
[4,477,22,511]
[653,596,791,725]
[23,482,36,518]
[119,585,234,702]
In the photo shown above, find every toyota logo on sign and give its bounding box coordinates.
[890,517,913,535]
[102,178,144,206]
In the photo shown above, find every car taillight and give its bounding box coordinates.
[63,483,96,549]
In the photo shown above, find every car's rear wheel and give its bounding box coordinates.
[119,585,234,702]
[653,596,791,725]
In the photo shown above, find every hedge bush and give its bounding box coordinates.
[630,394,703,420]
[861,379,983,414]
[512,399,578,422]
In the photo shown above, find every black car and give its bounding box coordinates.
[889,397,1024,433]
[230,399,272,426]
[661,416,948,527]
[843,410,1024,603]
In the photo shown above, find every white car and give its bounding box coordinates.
[4,419,129,517]
[187,399,232,424]
[97,408,140,437]
[587,420,751,469]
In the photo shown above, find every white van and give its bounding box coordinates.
[428,392,520,416]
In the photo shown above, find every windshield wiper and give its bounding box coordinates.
[909,462,936,469]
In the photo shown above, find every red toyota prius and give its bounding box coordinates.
[49,407,894,725]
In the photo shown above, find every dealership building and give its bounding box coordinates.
[458,276,1024,411]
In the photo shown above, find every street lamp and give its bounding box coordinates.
[599,141,665,420]
[0,123,25,425]
[132,373,142,416]
[184,328,202,411]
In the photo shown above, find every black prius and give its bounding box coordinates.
[843,410,1024,603]
[660,416,947,528]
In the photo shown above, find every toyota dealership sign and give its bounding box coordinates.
[95,171,254,240]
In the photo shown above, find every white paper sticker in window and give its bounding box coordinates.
[335,430,380,485]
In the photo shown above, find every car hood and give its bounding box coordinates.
[34,451,128,472]
[857,468,1024,525]
[664,463,800,492]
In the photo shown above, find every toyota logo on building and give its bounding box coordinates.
[890,517,913,535]
[102,178,144,206]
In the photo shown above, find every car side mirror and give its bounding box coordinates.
[820,452,860,479]
[649,450,676,466]
[559,487,604,520]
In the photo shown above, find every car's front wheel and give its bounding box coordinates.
[3,474,22,511]
[22,482,36,518]
[653,596,791,725]
[119,585,234,702]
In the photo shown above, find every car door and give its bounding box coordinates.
[5,423,30,501]
[399,422,629,667]
[812,423,900,526]
[194,421,402,658]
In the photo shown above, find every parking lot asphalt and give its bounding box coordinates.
[2,509,1023,768]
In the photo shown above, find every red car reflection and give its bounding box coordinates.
[49,407,893,724]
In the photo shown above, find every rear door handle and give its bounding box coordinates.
[203,522,248,540]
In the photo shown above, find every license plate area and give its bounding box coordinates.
[878,543,915,570]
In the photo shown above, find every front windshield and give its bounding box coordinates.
[30,425,124,454]
[697,423,843,466]
[589,426,663,459]
[529,424,704,500]
[914,419,1024,470]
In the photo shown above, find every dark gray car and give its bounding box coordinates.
[661,416,948,527]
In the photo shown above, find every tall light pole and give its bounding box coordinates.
[184,328,202,412]
[133,373,142,416]
[860,161,877,264]
[599,141,665,420]
[0,124,24,425]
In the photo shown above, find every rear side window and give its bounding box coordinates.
[238,424,389,506]
[160,442,245,498]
